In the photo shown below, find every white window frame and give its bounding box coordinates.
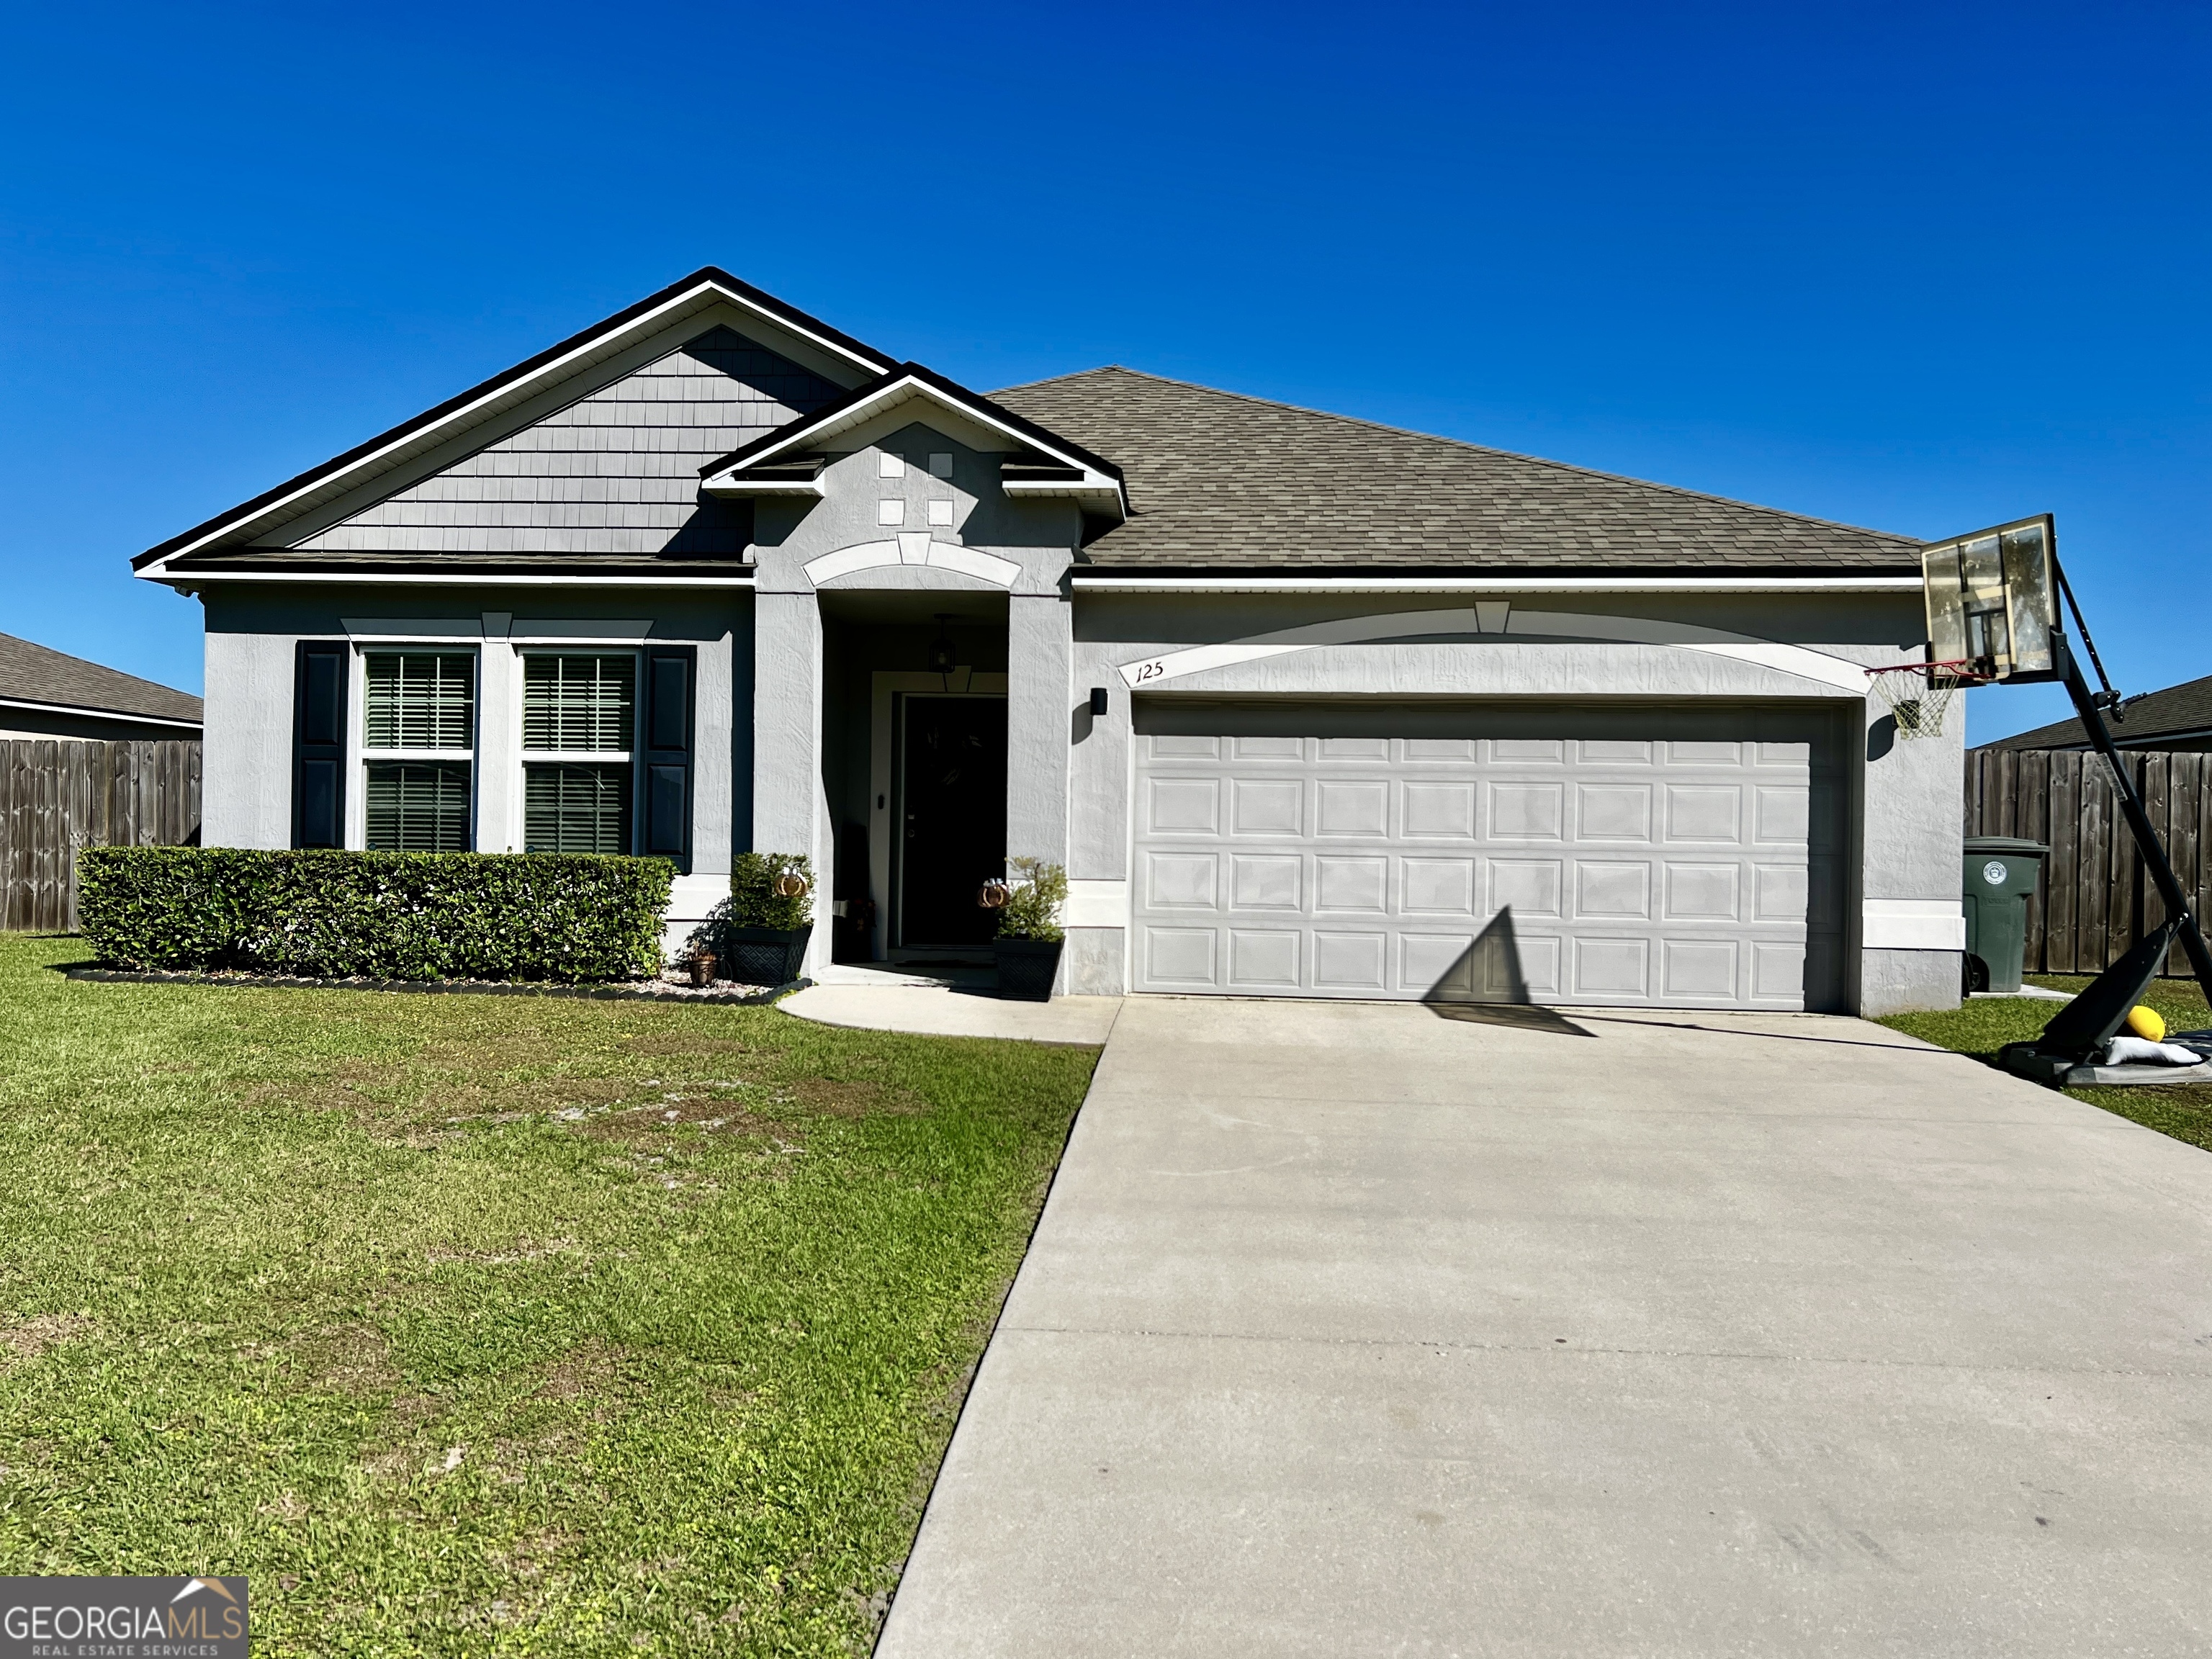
[348,644,480,851]
[514,646,643,855]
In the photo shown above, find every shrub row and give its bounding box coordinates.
[77,848,674,982]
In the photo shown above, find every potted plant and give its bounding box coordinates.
[992,857,1066,1002]
[695,853,814,986]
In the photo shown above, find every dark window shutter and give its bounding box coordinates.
[639,645,694,868]
[293,642,349,848]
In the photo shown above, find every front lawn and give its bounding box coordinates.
[1878,974,2212,1151]
[0,934,1097,1656]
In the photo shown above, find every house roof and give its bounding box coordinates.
[0,633,203,727]
[1978,672,2212,751]
[990,367,1922,572]
[138,268,894,575]
[137,273,1930,584]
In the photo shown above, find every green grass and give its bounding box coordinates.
[0,934,1098,1656]
[1877,972,2212,1152]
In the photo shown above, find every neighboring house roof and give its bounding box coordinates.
[0,633,203,727]
[1978,672,2212,751]
[991,367,1921,572]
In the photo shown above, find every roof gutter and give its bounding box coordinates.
[1069,574,1925,594]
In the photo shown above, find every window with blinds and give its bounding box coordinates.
[523,654,634,752]
[365,763,472,852]
[521,653,637,854]
[364,652,476,750]
[361,650,475,852]
[524,765,631,853]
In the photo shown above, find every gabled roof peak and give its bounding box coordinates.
[698,361,1126,520]
[138,268,896,577]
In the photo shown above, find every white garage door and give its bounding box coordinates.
[1131,703,1846,1010]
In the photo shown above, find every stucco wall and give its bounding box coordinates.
[194,552,1963,1012]
[202,619,296,850]
[198,585,750,953]
[1058,589,1962,1009]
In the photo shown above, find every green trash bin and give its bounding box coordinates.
[1962,835,2049,994]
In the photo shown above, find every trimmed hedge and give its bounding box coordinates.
[76,848,675,982]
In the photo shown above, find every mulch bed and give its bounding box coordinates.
[63,966,809,1005]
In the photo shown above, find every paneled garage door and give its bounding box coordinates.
[1130,702,1847,1010]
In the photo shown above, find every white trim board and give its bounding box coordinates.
[1062,880,1129,929]
[1863,899,1966,952]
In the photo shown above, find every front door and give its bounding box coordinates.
[898,696,1007,948]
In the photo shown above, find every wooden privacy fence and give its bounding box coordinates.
[1,739,202,932]
[1964,747,2211,978]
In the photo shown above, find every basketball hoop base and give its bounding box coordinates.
[2001,1038,2212,1089]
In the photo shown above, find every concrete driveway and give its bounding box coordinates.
[876,996,2212,1658]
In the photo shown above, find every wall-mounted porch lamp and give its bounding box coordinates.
[1089,686,1110,716]
[929,614,960,690]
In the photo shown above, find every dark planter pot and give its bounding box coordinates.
[722,923,811,987]
[994,936,1063,1002]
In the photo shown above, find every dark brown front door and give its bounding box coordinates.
[898,696,1007,948]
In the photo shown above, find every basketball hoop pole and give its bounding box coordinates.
[2054,631,2212,1010]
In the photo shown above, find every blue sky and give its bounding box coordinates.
[2,1,2203,743]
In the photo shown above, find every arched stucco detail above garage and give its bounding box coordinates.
[1116,604,1886,696]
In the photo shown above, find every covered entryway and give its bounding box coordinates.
[896,693,1007,948]
[812,590,1012,966]
[1130,701,1849,1010]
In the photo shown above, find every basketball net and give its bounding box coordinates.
[1865,660,1987,740]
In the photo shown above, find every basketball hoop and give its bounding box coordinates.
[1865,660,1989,740]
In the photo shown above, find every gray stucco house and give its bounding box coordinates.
[135,269,1962,1014]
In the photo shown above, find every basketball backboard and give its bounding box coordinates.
[1921,514,2060,683]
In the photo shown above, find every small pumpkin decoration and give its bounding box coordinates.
[977,879,1011,909]
[773,869,810,899]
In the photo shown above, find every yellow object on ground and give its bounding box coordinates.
[2126,1004,2167,1042]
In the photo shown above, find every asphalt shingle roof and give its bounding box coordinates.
[991,367,1921,572]
[0,633,202,724]
[1980,672,2212,750]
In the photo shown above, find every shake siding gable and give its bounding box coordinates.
[289,328,840,557]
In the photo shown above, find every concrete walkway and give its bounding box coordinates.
[780,981,1121,1046]
[878,996,2212,1658]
